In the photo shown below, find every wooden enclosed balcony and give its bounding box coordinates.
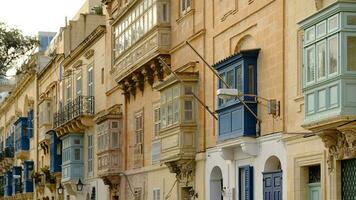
[95,104,123,189]
[53,95,95,136]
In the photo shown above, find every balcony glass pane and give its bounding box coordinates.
[305,27,315,43]
[328,14,339,33]
[347,36,356,71]
[112,132,119,148]
[328,36,338,74]
[316,41,326,79]
[306,46,315,83]
[347,15,356,26]
[316,21,326,38]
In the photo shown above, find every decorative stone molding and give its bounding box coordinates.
[84,49,95,59]
[318,128,356,173]
[218,148,234,161]
[166,160,195,186]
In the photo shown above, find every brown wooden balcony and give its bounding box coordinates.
[53,95,95,136]
[98,150,122,173]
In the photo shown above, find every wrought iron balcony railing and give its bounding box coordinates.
[53,96,95,129]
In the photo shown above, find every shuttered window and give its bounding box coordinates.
[239,166,253,200]
[153,188,160,200]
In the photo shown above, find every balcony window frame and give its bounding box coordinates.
[152,104,160,139]
[113,0,163,59]
[76,70,82,97]
[87,135,93,177]
[180,0,192,15]
[343,32,356,72]
[87,64,94,97]
[160,83,197,130]
[134,110,144,145]
[302,14,341,89]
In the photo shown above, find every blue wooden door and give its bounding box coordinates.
[263,171,282,200]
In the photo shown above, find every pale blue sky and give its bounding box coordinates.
[0,0,86,36]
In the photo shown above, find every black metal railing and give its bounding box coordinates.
[53,96,95,128]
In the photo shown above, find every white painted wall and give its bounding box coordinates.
[205,133,287,200]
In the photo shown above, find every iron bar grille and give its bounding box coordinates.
[53,96,95,128]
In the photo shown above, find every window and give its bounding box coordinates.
[151,139,160,164]
[97,121,109,152]
[316,41,326,79]
[181,0,192,14]
[316,21,326,38]
[153,188,160,200]
[153,105,160,138]
[160,85,180,128]
[74,148,81,160]
[306,46,315,83]
[113,0,164,58]
[88,65,94,97]
[328,35,338,75]
[328,14,339,33]
[134,187,143,200]
[112,131,119,148]
[239,166,253,200]
[218,64,246,107]
[247,65,254,94]
[87,135,93,176]
[347,35,356,71]
[76,71,82,96]
[135,112,143,144]
[101,68,104,84]
[66,80,72,103]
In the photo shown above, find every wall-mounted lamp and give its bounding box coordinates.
[57,183,64,195]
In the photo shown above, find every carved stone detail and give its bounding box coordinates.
[166,160,195,186]
[319,128,356,173]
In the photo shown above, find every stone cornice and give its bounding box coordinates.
[0,72,35,114]
[63,25,106,68]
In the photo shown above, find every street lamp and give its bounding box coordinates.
[57,183,64,195]
[76,178,84,191]
[216,88,241,100]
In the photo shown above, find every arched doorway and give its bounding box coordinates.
[210,166,223,200]
[263,156,282,200]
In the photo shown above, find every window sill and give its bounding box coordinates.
[176,8,195,24]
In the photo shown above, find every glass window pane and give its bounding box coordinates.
[316,41,326,79]
[112,132,119,148]
[248,65,254,94]
[306,46,315,83]
[305,27,315,43]
[347,15,356,26]
[226,70,234,88]
[329,36,338,74]
[316,21,326,38]
[184,100,193,121]
[347,36,356,71]
[173,100,179,123]
[328,14,339,32]
[236,67,242,93]
[74,149,80,160]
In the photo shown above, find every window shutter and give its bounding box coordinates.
[244,166,253,200]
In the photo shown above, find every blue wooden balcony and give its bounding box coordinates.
[214,49,259,141]
[12,166,22,195]
[61,134,83,183]
[23,161,33,193]
[49,131,62,173]
[4,170,12,196]
[14,117,30,160]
